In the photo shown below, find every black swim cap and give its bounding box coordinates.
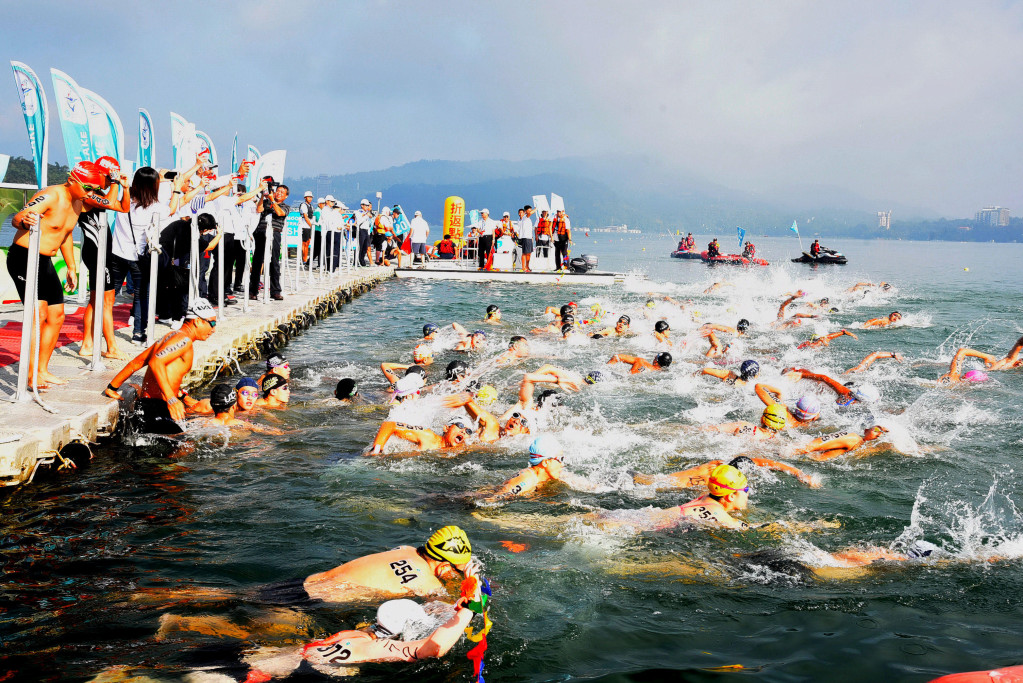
[728,456,756,475]
[560,304,572,317]
[335,378,358,400]
[562,314,575,326]
[537,389,562,407]
[261,373,288,396]
[561,323,574,336]
[510,335,526,346]
[737,319,750,333]
[654,320,669,333]
[655,352,672,368]
[266,353,288,370]
[405,364,427,377]
[210,384,236,414]
[446,360,469,381]
[618,315,631,325]
[486,305,500,315]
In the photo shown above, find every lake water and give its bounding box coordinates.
[1,234,1021,682]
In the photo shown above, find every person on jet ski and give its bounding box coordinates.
[810,239,821,257]
[707,238,721,258]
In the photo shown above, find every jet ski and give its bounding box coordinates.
[792,248,847,265]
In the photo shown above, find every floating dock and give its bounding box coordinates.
[0,266,393,487]
[394,266,634,285]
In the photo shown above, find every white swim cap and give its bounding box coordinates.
[852,384,881,403]
[394,373,425,397]
[185,297,216,321]
[375,599,427,639]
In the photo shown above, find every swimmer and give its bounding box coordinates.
[191,384,283,435]
[636,464,754,531]
[443,390,530,442]
[445,359,470,382]
[754,382,821,427]
[234,377,261,413]
[846,281,892,293]
[256,373,291,409]
[103,298,217,434]
[633,455,819,489]
[483,304,502,324]
[701,359,759,386]
[560,322,583,341]
[591,315,632,338]
[608,351,672,374]
[702,331,729,358]
[484,435,596,499]
[257,353,290,389]
[496,335,529,364]
[796,329,857,350]
[334,378,360,402]
[368,417,474,454]
[381,362,427,388]
[701,319,750,337]
[703,281,733,294]
[653,320,672,346]
[515,364,583,409]
[783,367,880,406]
[421,322,440,343]
[390,372,426,404]
[844,351,904,373]
[452,323,487,351]
[543,302,577,317]
[861,311,902,328]
[939,335,1023,383]
[705,404,787,440]
[793,425,889,461]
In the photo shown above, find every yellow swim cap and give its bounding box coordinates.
[424,525,472,566]
[475,384,497,407]
[761,403,787,431]
[707,464,748,497]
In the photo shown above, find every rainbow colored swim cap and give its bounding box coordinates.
[708,464,749,497]
[424,525,472,566]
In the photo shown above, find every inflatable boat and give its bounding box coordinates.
[700,251,769,266]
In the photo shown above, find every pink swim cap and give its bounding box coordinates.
[962,370,989,383]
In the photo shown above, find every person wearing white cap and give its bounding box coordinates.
[102,297,218,434]
[353,198,375,266]
[320,195,344,270]
[409,210,430,266]
[471,208,499,270]
[300,191,315,264]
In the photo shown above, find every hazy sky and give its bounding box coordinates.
[3,0,1021,216]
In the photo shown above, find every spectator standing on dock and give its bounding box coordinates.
[473,209,498,270]
[353,199,375,267]
[409,210,430,266]
[320,196,344,270]
[300,191,315,264]
[518,206,534,272]
[103,298,218,434]
[248,183,290,301]
[553,209,572,270]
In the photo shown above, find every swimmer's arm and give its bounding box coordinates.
[12,189,57,229]
[798,434,859,460]
[701,368,730,380]
[701,323,737,335]
[189,398,213,415]
[785,369,849,397]
[1003,336,1023,363]
[845,351,903,374]
[754,382,783,407]
[368,421,400,454]
[608,353,639,366]
[103,345,156,398]
[557,469,601,492]
[777,295,799,319]
[494,469,537,497]
[381,362,410,384]
[654,332,672,346]
[790,312,817,319]
[407,604,475,660]
[704,332,722,357]
[749,457,819,487]
[451,322,469,336]
[464,401,497,436]
[631,359,654,374]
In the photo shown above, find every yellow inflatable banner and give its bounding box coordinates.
[443,196,465,240]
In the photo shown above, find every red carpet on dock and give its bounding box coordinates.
[0,303,133,369]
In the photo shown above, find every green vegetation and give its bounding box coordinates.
[2,155,69,186]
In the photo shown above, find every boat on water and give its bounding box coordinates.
[792,249,848,265]
[670,248,702,260]
[700,250,769,266]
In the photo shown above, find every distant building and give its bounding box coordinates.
[877,210,891,230]
[975,206,1010,226]
[315,174,332,199]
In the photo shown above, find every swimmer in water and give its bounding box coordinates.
[704,404,788,440]
[514,364,583,409]
[754,381,822,427]
[445,359,470,383]
[796,329,857,350]
[234,377,261,413]
[381,362,426,388]
[846,281,892,293]
[256,373,291,409]
[630,464,754,530]
[496,335,530,364]
[452,323,487,351]
[591,315,632,338]
[703,281,734,294]
[783,367,880,406]
[844,351,904,373]
[607,351,672,374]
[483,304,502,324]
[939,335,1023,383]
[793,425,889,461]
[653,320,672,346]
[411,343,434,366]
[633,455,819,489]
[334,378,360,402]
[390,372,426,404]
[560,322,583,342]
[543,301,577,317]
[443,389,530,442]
[861,311,902,328]
[368,416,474,454]
[483,435,596,499]
[775,292,818,326]
[701,359,760,386]
[421,322,440,343]
[190,384,283,434]
[257,353,290,389]
[701,319,750,337]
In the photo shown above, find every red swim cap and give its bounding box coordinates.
[70,161,105,186]
[95,156,120,176]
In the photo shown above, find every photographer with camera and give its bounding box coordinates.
[248,177,290,301]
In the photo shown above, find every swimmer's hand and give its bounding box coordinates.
[841,329,858,340]
[20,211,40,229]
[103,385,122,400]
[167,398,186,422]
[64,269,77,293]
[442,392,474,409]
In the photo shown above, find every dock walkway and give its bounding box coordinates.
[0,266,393,487]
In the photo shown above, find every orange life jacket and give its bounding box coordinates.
[554,216,569,237]
[536,218,552,237]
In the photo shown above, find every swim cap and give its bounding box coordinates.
[446,416,474,434]
[559,304,573,317]
[486,304,500,316]
[851,384,880,403]
[266,353,287,370]
[394,373,425,397]
[654,352,672,368]
[261,373,288,394]
[792,395,821,421]
[737,319,750,333]
[446,360,469,381]
[472,329,487,338]
[962,370,989,383]
[185,297,217,321]
[235,377,258,391]
[95,156,120,177]
[70,160,105,186]
[708,464,748,497]
[727,456,756,476]
[761,403,787,430]
[654,321,669,334]
[528,434,564,466]
[906,539,940,559]
[209,384,237,414]
[405,364,427,377]
[423,323,439,336]
[475,384,497,406]
[618,315,631,325]
[374,599,427,639]
[537,389,562,408]
[335,378,358,399]
[646,299,656,308]
[423,525,472,566]
[585,370,605,384]
[739,360,760,381]
[412,344,433,363]
[561,323,574,336]
[562,314,576,326]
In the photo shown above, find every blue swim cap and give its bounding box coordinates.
[528,434,564,466]
[739,360,760,381]
[423,323,439,336]
[472,329,487,338]
[585,370,605,384]
[235,377,259,390]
